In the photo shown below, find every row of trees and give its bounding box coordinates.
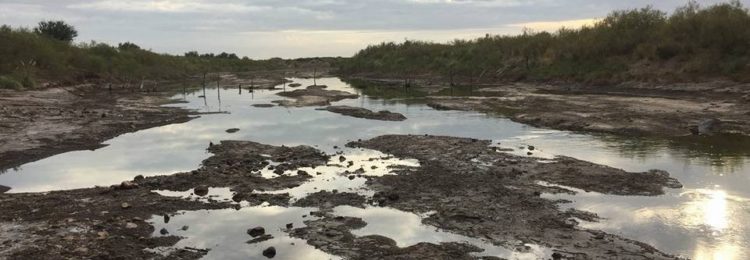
[339,1,750,84]
[0,21,335,90]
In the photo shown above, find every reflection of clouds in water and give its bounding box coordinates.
[148,206,338,260]
[540,182,749,260]
[260,148,419,199]
[332,205,550,259]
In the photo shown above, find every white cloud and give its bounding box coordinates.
[68,0,269,13]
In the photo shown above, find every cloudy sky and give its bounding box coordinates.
[0,0,745,58]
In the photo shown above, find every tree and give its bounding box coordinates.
[34,20,78,42]
[118,42,141,51]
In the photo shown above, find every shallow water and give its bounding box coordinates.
[1,77,749,259]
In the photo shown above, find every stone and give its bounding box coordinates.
[125,222,138,229]
[194,185,209,196]
[160,228,169,235]
[528,145,535,151]
[181,226,189,231]
[133,175,145,182]
[119,181,138,190]
[226,128,240,133]
[247,227,265,237]
[0,185,10,193]
[286,223,293,229]
[121,202,131,209]
[262,247,277,258]
[164,215,170,223]
[348,175,355,180]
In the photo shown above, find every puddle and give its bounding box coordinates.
[260,148,419,200]
[148,205,339,260]
[332,205,551,259]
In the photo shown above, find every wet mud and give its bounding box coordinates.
[0,134,687,259]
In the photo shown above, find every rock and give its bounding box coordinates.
[181,225,189,231]
[262,247,277,258]
[160,228,169,235]
[194,185,209,196]
[232,193,244,202]
[297,170,310,176]
[164,215,170,223]
[0,185,10,193]
[528,145,535,151]
[288,83,302,88]
[226,128,240,133]
[552,252,564,260]
[247,227,265,237]
[286,223,293,229]
[339,156,346,162]
[348,175,355,180]
[252,104,275,108]
[133,175,144,182]
[125,222,138,229]
[121,202,131,209]
[118,181,138,190]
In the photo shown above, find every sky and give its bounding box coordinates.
[0,0,746,59]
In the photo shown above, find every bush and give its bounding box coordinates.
[0,76,23,90]
[34,20,78,42]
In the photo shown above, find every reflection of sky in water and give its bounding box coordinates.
[148,205,338,260]
[332,205,550,259]
[1,77,749,259]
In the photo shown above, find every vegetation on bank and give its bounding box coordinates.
[0,21,337,90]
[340,1,750,84]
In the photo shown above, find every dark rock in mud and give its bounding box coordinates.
[160,228,169,235]
[247,227,266,237]
[307,85,327,89]
[225,128,240,133]
[118,181,138,190]
[320,106,407,121]
[288,83,302,88]
[252,104,275,108]
[262,247,277,258]
[0,185,10,193]
[194,185,209,196]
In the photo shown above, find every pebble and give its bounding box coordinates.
[194,185,209,196]
[160,228,169,235]
[120,203,131,209]
[262,247,276,258]
[125,223,138,229]
[247,227,265,237]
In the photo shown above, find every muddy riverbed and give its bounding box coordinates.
[1,77,749,259]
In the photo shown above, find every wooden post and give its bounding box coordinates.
[238,84,242,95]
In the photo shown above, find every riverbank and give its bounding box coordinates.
[346,77,750,138]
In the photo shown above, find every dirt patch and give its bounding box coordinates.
[320,106,407,121]
[274,85,359,107]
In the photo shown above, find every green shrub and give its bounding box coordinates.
[0,76,23,90]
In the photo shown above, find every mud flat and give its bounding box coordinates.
[348,77,750,137]
[0,85,192,173]
[320,106,407,121]
[0,135,684,259]
[274,85,359,107]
